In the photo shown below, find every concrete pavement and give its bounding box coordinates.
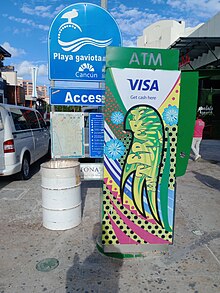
[0,139,220,293]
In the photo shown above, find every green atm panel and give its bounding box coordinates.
[102,47,198,253]
[176,71,199,177]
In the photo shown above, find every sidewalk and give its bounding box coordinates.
[0,139,219,293]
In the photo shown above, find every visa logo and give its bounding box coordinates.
[127,79,159,91]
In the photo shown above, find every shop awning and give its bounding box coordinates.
[169,37,220,68]
[0,46,11,58]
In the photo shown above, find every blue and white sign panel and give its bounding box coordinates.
[48,3,122,81]
[50,88,105,106]
[89,113,104,158]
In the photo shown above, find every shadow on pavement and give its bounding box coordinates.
[0,155,50,187]
[193,171,220,191]
[0,175,14,189]
[14,154,51,181]
[65,222,123,293]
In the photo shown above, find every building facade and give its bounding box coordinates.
[137,13,220,139]
[21,79,49,113]
[22,80,48,102]
[0,46,26,105]
[137,20,202,49]
[0,46,11,104]
[169,12,220,139]
[1,45,49,108]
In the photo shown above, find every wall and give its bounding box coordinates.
[1,71,17,85]
[137,19,203,49]
[190,12,220,37]
[5,85,25,105]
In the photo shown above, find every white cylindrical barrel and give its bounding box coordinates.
[41,160,81,230]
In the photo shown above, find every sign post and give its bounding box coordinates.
[48,3,121,160]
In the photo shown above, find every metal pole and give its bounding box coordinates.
[15,73,17,105]
[14,86,17,105]
[50,79,55,160]
[100,0,107,90]
[50,80,55,113]
[101,0,107,9]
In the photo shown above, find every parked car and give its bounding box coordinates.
[0,104,50,179]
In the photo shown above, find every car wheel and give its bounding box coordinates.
[21,155,30,180]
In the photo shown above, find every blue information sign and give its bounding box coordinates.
[89,113,104,158]
[50,88,105,106]
[48,3,121,81]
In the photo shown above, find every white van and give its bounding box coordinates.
[0,104,50,179]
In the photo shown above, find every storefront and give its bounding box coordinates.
[198,69,220,139]
[169,12,220,139]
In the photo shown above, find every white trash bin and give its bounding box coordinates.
[41,160,81,230]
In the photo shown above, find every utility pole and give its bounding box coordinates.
[101,0,107,9]
[14,73,17,105]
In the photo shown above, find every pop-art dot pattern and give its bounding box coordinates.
[167,125,177,190]
[101,184,172,245]
[158,125,177,190]
[104,86,125,139]
[118,134,132,168]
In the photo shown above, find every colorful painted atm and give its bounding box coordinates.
[101,47,198,253]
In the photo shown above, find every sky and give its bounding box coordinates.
[1,0,220,87]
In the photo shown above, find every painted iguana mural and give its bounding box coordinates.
[120,105,165,227]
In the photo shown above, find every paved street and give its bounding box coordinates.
[0,140,220,293]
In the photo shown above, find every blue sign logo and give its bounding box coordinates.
[48,3,122,81]
[50,88,105,106]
